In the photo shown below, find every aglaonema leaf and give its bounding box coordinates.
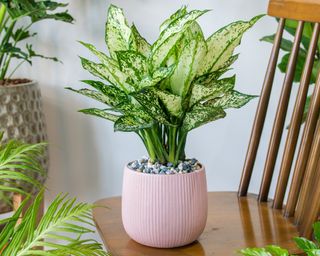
[169,22,207,99]
[129,24,151,57]
[190,76,236,107]
[138,65,175,89]
[114,115,153,132]
[105,4,131,59]
[79,108,120,122]
[208,90,257,109]
[159,6,187,33]
[153,89,182,117]
[131,88,172,125]
[198,14,263,76]
[116,50,148,84]
[80,57,133,93]
[182,103,226,132]
[151,9,209,69]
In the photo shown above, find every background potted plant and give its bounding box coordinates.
[0,0,73,213]
[262,20,320,123]
[68,4,262,248]
[0,135,109,255]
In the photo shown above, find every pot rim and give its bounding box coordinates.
[125,162,205,176]
[0,79,37,88]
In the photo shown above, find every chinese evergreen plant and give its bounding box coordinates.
[262,20,320,123]
[69,5,262,166]
[239,221,320,256]
[0,0,73,81]
[0,134,109,256]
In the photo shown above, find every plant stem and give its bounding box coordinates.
[168,126,177,163]
[174,130,187,165]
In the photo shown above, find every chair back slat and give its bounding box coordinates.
[299,125,320,237]
[268,0,320,23]
[294,118,320,225]
[238,19,285,197]
[258,21,304,203]
[239,0,320,238]
[273,23,320,210]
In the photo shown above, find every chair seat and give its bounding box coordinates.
[93,192,300,256]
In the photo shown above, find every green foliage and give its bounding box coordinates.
[0,132,46,204]
[261,20,320,124]
[0,0,74,80]
[239,221,320,256]
[69,4,262,165]
[0,135,110,255]
[0,190,109,256]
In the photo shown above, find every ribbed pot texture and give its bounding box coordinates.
[122,165,208,248]
[0,81,48,213]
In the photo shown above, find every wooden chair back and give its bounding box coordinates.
[238,0,320,238]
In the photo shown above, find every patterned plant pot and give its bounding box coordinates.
[0,80,48,213]
[122,164,208,248]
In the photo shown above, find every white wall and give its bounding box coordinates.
[15,0,298,209]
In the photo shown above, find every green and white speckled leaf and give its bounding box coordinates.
[81,80,128,106]
[182,104,226,132]
[151,9,209,68]
[105,5,131,59]
[198,15,263,76]
[154,89,182,117]
[66,87,113,105]
[169,26,207,98]
[80,57,133,93]
[159,6,187,33]
[138,65,175,89]
[79,108,120,122]
[114,115,153,132]
[129,24,151,57]
[116,51,148,84]
[208,90,257,109]
[117,101,152,122]
[79,41,118,66]
[131,89,171,125]
[190,76,235,106]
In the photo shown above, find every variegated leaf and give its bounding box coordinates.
[80,57,134,93]
[138,65,175,89]
[151,9,209,68]
[114,115,153,132]
[153,89,182,117]
[198,15,263,76]
[66,87,112,105]
[131,89,171,125]
[182,104,226,132]
[129,24,151,57]
[190,76,235,106]
[79,108,120,122]
[116,50,148,83]
[105,5,131,59]
[117,101,153,122]
[169,25,207,98]
[81,80,128,106]
[159,6,187,33]
[208,90,257,109]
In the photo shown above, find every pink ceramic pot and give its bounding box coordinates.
[122,164,208,248]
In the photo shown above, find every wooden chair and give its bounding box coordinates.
[92,0,320,254]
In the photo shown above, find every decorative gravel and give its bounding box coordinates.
[127,157,202,175]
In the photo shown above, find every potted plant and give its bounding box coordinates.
[68,4,262,248]
[0,0,73,212]
[0,136,109,255]
[262,20,320,123]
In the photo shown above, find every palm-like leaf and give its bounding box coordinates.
[0,132,46,203]
[0,189,109,256]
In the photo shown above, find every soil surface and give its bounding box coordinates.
[0,78,31,86]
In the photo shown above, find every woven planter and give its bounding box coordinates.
[0,80,48,213]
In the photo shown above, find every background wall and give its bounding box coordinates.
[15,0,299,241]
